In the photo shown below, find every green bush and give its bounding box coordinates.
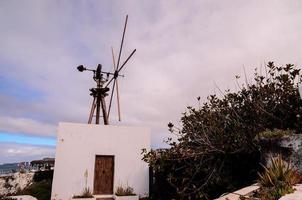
[17,170,54,200]
[33,170,53,182]
[143,62,302,199]
[258,129,294,139]
[20,180,52,200]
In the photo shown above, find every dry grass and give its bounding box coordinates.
[115,186,136,196]
[257,155,301,200]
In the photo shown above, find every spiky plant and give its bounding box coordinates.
[73,187,93,198]
[81,187,93,198]
[115,186,136,196]
[258,155,301,200]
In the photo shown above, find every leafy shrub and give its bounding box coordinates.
[115,186,136,196]
[33,170,53,182]
[239,196,258,200]
[19,180,52,200]
[258,129,294,139]
[16,170,54,200]
[143,62,302,199]
[258,155,301,200]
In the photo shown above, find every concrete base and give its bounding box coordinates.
[115,196,139,200]
[279,184,302,200]
[215,184,259,200]
[215,184,302,200]
[94,194,114,199]
[9,195,37,200]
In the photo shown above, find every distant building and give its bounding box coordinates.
[30,158,55,170]
[0,163,19,175]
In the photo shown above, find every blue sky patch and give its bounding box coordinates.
[0,132,56,146]
[0,76,43,102]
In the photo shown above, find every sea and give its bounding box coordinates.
[0,162,30,175]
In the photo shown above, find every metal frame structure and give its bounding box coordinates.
[77,15,136,125]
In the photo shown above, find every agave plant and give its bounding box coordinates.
[258,155,301,200]
[259,155,300,187]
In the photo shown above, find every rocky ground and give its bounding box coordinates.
[8,195,37,200]
[0,172,34,196]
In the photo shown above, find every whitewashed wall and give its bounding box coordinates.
[51,122,150,200]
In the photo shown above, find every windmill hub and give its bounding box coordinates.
[89,87,110,98]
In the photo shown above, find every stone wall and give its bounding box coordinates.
[260,134,302,171]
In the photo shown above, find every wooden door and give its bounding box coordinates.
[94,155,114,194]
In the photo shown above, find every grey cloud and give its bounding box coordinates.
[0,116,56,137]
[0,142,55,164]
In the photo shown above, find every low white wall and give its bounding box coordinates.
[51,122,150,200]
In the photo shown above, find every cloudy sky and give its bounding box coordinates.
[0,0,302,163]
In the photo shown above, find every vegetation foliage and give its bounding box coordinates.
[115,186,136,196]
[73,170,93,198]
[18,170,53,200]
[73,187,93,198]
[143,62,302,199]
[258,155,301,200]
[21,180,53,200]
[33,170,53,182]
[258,129,294,139]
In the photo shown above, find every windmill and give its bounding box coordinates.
[77,15,136,125]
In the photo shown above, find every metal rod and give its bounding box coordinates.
[107,47,117,119]
[107,79,116,118]
[118,49,136,73]
[95,76,102,125]
[111,47,117,71]
[95,93,100,124]
[116,15,128,69]
[88,98,96,124]
[101,96,109,125]
[112,47,122,121]
[100,71,124,77]
[116,78,121,121]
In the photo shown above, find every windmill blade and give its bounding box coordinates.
[117,49,136,73]
[106,15,133,119]
[111,47,122,121]
[115,75,121,121]
[111,47,117,71]
[107,79,116,118]
[116,15,128,69]
[107,47,117,119]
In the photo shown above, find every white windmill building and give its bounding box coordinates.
[51,16,150,200]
